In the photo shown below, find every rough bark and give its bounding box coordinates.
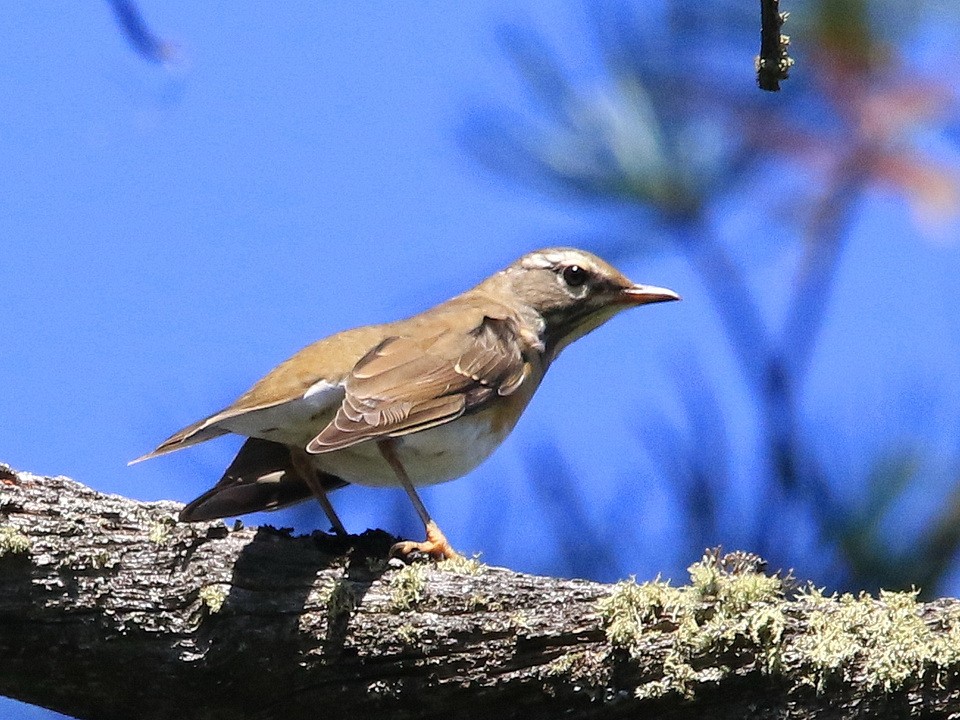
[2,463,960,720]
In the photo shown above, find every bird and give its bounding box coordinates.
[131,247,679,559]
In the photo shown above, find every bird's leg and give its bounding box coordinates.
[377,439,460,560]
[290,447,348,536]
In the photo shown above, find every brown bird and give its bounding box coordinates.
[132,248,678,559]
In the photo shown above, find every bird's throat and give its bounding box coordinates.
[542,304,621,361]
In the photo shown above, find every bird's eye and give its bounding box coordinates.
[561,264,588,287]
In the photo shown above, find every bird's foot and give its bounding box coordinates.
[390,520,462,561]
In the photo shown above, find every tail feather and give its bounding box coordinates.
[129,420,228,465]
[179,437,346,522]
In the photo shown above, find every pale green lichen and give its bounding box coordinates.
[0,525,30,556]
[147,517,175,546]
[543,649,614,701]
[599,551,960,701]
[198,584,227,614]
[394,622,421,645]
[64,547,118,571]
[547,650,603,678]
[439,553,485,575]
[389,563,428,611]
[790,586,960,693]
[546,652,579,676]
[510,610,532,633]
[599,575,687,648]
[470,593,494,610]
[597,551,786,699]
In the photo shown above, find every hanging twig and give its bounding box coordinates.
[757,0,794,91]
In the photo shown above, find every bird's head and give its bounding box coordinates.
[494,247,679,358]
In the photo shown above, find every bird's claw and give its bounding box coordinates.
[389,521,461,561]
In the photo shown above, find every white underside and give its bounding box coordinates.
[309,410,508,487]
[213,380,511,487]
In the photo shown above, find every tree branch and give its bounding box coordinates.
[2,463,960,719]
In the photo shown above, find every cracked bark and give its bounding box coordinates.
[1,464,960,720]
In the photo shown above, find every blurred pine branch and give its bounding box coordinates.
[464,0,960,595]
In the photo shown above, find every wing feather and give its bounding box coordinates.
[306,315,530,453]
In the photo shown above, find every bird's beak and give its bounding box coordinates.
[618,284,681,305]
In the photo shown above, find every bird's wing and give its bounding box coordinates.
[130,325,387,463]
[306,314,532,453]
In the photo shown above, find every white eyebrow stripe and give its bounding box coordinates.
[520,248,595,271]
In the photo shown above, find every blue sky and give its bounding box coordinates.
[3,3,960,717]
